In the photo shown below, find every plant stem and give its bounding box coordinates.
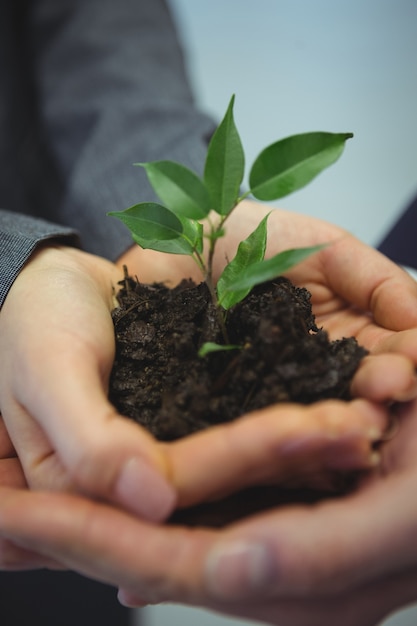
[194,203,242,345]
[206,273,229,344]
[204,211,238,344]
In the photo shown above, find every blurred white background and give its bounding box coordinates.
[141,1,417,625]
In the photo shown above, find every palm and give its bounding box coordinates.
[281,225,417,353]
[291,263,398,350]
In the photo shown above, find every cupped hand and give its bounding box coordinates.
[120,200,417,404]
[3,204,417,512]
[219,201,417,339]
[3,212,417,625]
[0,245,176,522]
[3,399,417,625]
[115,201,417,504]
[217,201,417,401]
[2,400,416,625]
[126,395,417,626]
[0,242,387,530]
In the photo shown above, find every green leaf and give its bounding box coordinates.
[249,132,353,201]
[222,245,326,293]
[204,95,245,215]
[108,203,203,255]
[108,203,183,240]
[136,161,211,219]
[198,342,241,357]
[132,217,203,255]
[217,213,269,309]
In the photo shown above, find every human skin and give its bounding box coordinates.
[3,398,417,626]
[0,396,387,572]
[1,201,417,588]
[0,203,415,503]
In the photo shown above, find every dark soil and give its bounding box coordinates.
[109,274,368,525]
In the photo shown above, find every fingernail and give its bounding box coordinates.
[367,427,382,442]
[117,588,148,608]
[115,458,176,522]
[205,541,277,600]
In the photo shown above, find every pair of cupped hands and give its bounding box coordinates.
[2,201,417,626]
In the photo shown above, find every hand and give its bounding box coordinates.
[217,201,417,344]
[218,202,417,406]
[116,203,417,506]
[2,399,417,626]
[1,401,417,625]
[0,416,63,570]
[2,209,417,516]
[0,238,392,574]
[117,202,417,504]
[131,396,417,626]
[0,242,390,529]
[0,244,176,522]
[2,209,416,623]
[4,204,415,615]
[120,200,417,405]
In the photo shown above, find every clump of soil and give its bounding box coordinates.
[109,275,366,437]
[109,275,367,525]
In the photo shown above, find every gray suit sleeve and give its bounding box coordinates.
[0,0,215,308]
[0,210,80,308]
[27,0,216,259]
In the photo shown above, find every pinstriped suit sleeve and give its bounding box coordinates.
[0,210,80,308]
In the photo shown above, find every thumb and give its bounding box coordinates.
[8,350,176,522]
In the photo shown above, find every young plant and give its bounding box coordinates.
[109,95,352,350]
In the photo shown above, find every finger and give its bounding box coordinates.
[319,237,417,331]
[0,537,64,572]
[196,567,417,626]
[0,466,64,571]
[0,487,215,601]
[277,221,417,332]
[372,328,417,365]
[3,484,417,626]
[164,399,387,508]
[351,353,417,403]
[117,588,148,608]
[0,250,176,521]
[0,456,66,572]
[202,470,417,602]
[9,356,176,521]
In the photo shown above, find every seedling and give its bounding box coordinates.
[109,95,352,351]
